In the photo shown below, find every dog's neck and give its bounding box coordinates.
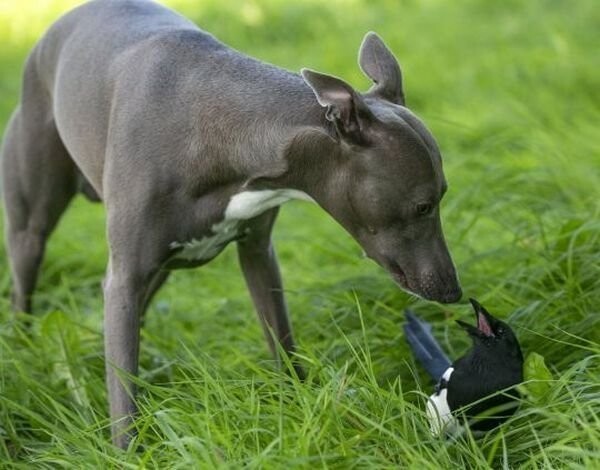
[275,124,342,195]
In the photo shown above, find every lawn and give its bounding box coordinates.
[0,0,599,467]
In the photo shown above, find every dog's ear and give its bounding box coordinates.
[301,68,374,145]
[359,32,405,106]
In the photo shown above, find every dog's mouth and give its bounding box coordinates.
[382,259,462,304]
[387,260,409,290]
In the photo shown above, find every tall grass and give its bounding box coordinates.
[1,0,599,467]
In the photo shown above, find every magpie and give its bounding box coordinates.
[404,298,524,435]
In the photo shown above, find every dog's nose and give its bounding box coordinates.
[440,285,462,304]
[416,270,462,304]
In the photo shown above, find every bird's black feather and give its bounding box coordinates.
[403,310,451,380]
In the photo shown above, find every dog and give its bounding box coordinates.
[1,0,461,447]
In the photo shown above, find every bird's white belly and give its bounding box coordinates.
[170,189,314,262]
[426,367,456,436]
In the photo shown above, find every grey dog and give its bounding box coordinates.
[1,0,462,447]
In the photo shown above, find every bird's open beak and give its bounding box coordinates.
[456,298,496,338]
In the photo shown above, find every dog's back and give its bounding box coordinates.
[24,0,316,192]
[27,0,211,187]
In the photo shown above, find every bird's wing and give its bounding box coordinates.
[403,310,452,381]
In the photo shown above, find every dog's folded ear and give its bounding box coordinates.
[301,68,374,145]
[358,32,405,106]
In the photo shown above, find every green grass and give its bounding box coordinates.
[1,0,599,467]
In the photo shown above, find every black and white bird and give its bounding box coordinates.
[404,298,524,435]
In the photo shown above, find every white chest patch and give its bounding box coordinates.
[225,189,315,220]
[170,189,314,262]
[426,367,456,436]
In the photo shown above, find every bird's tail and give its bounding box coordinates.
[403,310,451,381]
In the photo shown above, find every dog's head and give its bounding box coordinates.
[301,32,461,303]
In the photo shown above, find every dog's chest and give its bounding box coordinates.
[169,189,313,263]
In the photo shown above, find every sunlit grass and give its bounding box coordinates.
[0,0,599,467]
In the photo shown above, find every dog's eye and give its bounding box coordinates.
[416,203,433,216]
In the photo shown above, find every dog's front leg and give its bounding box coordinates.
[103,212,168,448]
[103,256,153,449]
[237,209,304,379]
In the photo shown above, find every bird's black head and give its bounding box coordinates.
[447,298,524,431]
[456,298,522,361]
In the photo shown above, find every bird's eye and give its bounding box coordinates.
[497,327,504,335]
[416,203,433,216]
